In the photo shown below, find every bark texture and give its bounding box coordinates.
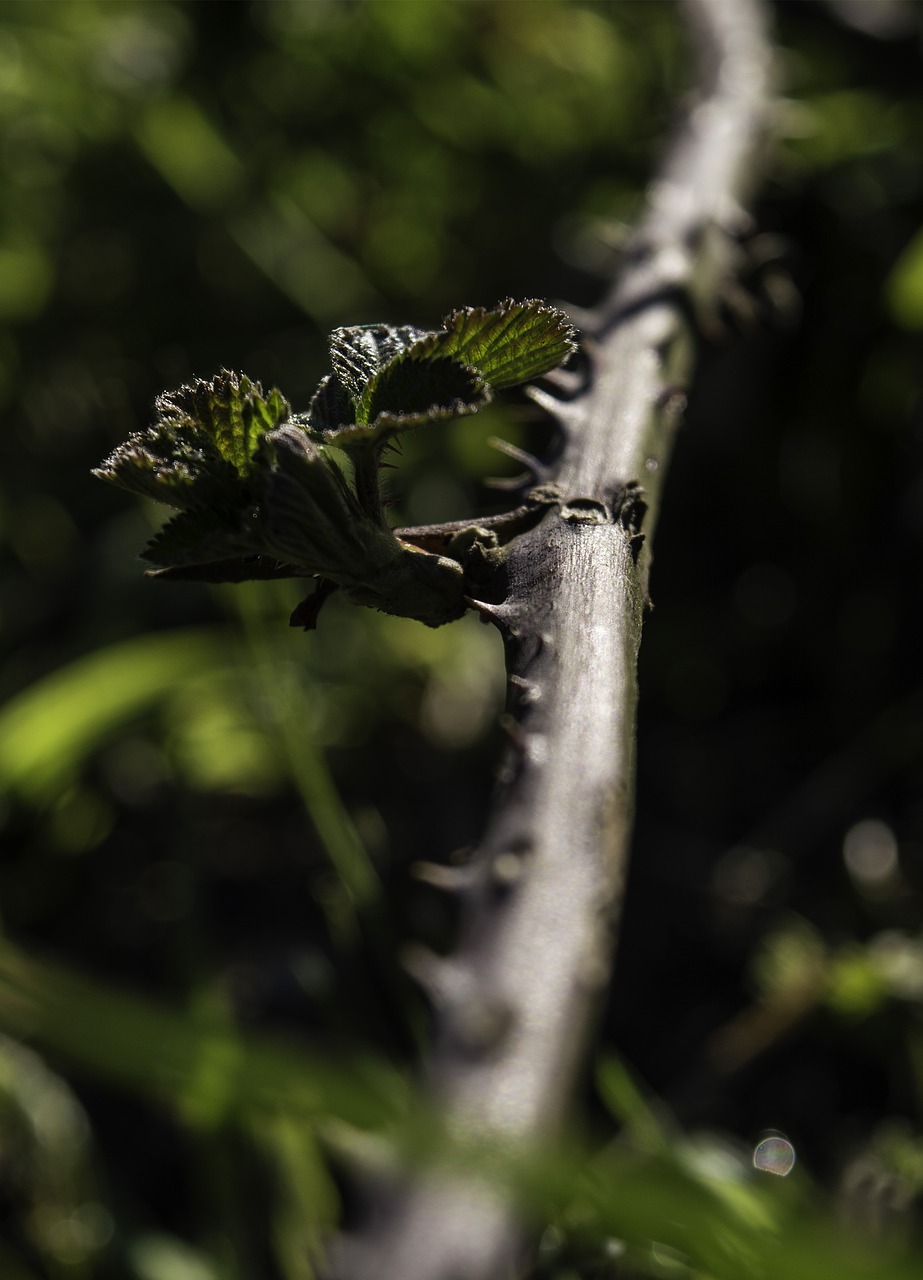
[331,0,775,1275]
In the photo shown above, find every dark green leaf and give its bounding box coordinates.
[140,506,252,569]
[157,370,290,476]
[148,556,301,584]
[362,352,488,425]
[259,426,397,580]
[413,298,577,389]
[95,370,291,511]
[328,324,428,409]
[92,434,213,509]
[327,354,490,449]
[305,374,353,435]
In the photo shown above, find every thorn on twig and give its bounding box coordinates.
[539,365,585,397]
[560,301,598,332]
[400,945,461,1009]
[524,384,582,424]
[450,994,516,1058]
[488,436,549,485]
[510,672,542,706]
[411,860,478,894]
[499,712,530,756]
[489,849,529,891]
[485,472,533,492]
[465,596,514,628]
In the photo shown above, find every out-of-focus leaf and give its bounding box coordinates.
[886,226,923,330]
[0,941,407,1132]
[129,1233,221,1280]
[252,1114,339,1280]
[0,1035,108,1274]
[595,1055,670,1153]
[135,94,245,213]
[0,630,227,804]
[383,1111,923,1280]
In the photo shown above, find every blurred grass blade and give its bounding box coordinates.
[251,1113,339,1280]
[0,940,406,1131]
[595,1054,671,1153]
[231,588,383,915]
[0,630,227,804]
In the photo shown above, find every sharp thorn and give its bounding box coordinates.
[411,860,477,893]
[488,436,542,468]
[400,945,464,1008]
[499,712,529,754]
[465,596,512,626]
[525,385,582,420]
[484,472,532,492]
[490,850,528,889]
[540,366,583,394]
[487,436,548,484]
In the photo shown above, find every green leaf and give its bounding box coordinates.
[147,555,300,584]
[93,428,236,511]
[94,371,291,510]
[305,373,353,435]
[157,369,291,476]
[413,297,577,389]
[94,302,579,623]
[141,506,251,569]
[330,353,490,449]
[311,300,574,451]
[328,323,427,407]
[259,426,396,580]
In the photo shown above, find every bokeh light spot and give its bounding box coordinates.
[753,1135,796,1177]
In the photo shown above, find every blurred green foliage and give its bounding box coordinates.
[2,0,923,1277]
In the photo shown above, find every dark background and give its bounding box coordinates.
[2,2,923,1277]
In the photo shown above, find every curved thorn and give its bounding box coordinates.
[464,596,513,627]
[484,472,533,492]
[411,860,478,893]
[524,385,583,421]
[540,366,584,394]
[400,945,464,1008]
[488,436,544,471]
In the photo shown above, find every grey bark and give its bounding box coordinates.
[331,0,776,1276]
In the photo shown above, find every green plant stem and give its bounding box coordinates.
[232,587,425,1054]
[231,588,381,918]
[351,444,389,529]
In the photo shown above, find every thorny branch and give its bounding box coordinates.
[331,0,776,1276]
